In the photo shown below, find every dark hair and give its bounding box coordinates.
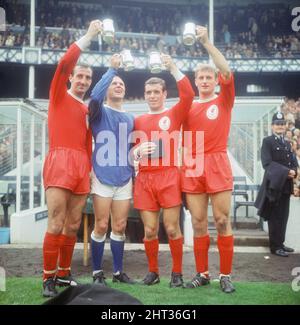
[145,77,166,91]
[71,63,92,76]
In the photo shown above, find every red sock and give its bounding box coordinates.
[57,234,77,277]
[43,232,60,280]
[194,234,210,274]
[217,234,234,275]
[144,238,159,274]
[168,237,183,273]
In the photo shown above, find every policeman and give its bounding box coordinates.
[255,112,298,257]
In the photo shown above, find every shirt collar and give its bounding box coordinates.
[104,104,126,113]
[273,133,285,142]
[148,108,168,115]
[196,94,218,103]
[67,90,84,104]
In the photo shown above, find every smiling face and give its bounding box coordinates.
[69,65,93,99]
[272,121,286,135]
[107,76,126,101]
[195,68,218,99]
[144,83,167,112]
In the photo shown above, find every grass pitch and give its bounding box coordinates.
[0,277,299,305]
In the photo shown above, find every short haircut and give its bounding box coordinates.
[194,64,218,79]
[145,77,166,92]
[72,62,92,75]
[111,75,125,85]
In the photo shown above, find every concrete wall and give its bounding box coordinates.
[285,197,300,251]
[9,196,299,248]
[10,207,47,243]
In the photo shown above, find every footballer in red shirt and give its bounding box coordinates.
[42,21,102,298]
[182,25,235,293]
[133,55,194,288]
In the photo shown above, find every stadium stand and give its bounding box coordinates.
[1,0,300,58]
[280,97,300,192]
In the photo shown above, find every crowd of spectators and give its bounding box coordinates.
[228,97,300,191]
[280,97,300,195]
[1,0,300,59]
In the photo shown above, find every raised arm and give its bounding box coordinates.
[161,54,195,120]
[89,54,121,124]
[50,20,102,104]
[90,54,121,104]
[196,25,231,80]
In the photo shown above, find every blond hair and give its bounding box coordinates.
[194,64,217,79]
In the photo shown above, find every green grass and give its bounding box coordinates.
[0,277,299,305]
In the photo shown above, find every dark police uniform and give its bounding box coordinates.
[255,112,298,256]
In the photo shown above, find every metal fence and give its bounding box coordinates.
[228,106,278,183]
[0,101,47,225]
[0,127,16,176]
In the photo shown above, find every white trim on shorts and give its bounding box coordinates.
[91,170,133,200]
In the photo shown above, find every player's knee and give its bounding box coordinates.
[65,221,81,235]
[95,220,109,234]
[165,225,178,239]
[192,218,207,234]
[215,215,229,234]
[48,220,64,235]
[113,219,127,234]
[144,226,157,240]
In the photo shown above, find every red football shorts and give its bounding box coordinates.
[43,147,90,195]
[181,152,233,194]
[134,167,182,211]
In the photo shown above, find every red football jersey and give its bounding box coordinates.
[182,73,235,159]
[134,76,194,172]
[47,43,92,160]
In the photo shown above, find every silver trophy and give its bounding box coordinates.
[149,52,163,74]
[102,18,115,44]
[121,49,135,71]
[183,22,196,46]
